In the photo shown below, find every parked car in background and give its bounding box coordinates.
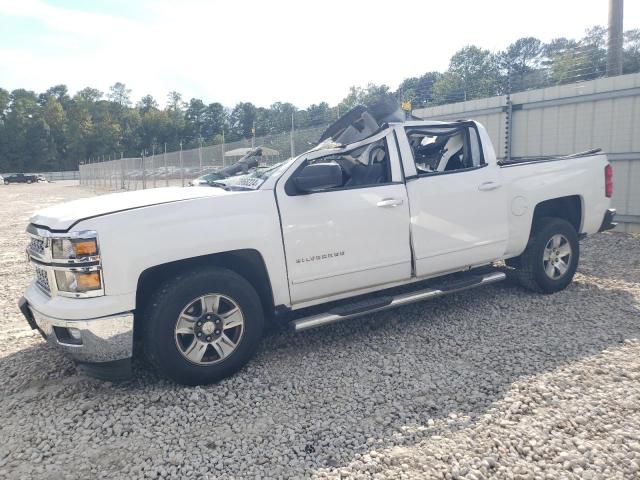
[19,101,616,385]
[4,173,39,184]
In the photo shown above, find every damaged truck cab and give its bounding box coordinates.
[20,103,616,384]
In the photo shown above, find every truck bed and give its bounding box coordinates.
[497,149,602,167]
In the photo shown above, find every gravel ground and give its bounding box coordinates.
[0,182,639,480]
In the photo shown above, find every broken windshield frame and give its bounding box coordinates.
[206,157,297,191]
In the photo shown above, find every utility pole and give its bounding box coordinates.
[606,0,624,76]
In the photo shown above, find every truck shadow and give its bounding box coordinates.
[1,273,638,477]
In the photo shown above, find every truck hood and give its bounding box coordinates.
[30,186,229,231]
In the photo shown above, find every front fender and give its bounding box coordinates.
[76,190,290,311]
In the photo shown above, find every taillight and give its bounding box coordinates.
[605,164,613,198]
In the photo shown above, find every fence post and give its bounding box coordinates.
[504,65,513,162]
[108,155,112,190]
[198,138,203,174]
[290,112,295,158]
[180,141,184,187]
[141,152,146,190]
[221,130,225,167]
[164,143,168,187]
[121,153,125,190]
[152,145,156,188]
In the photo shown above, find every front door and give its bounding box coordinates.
[275,132,412,304]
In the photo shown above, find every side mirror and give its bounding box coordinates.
[293,163,343,193]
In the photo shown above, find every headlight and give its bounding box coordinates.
[55,270,102,293]
[51,237,99,260]
[26,226,104,298]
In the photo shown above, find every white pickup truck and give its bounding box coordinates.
[19,103,616,385]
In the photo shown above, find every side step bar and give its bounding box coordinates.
[291,271,506,333]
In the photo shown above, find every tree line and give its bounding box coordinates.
[1,26,638,173]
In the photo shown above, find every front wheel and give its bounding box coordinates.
[510,217,579,294]
[142,267,264,385]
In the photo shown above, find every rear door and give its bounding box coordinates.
[396,123,508,276]
[275,130,412,305]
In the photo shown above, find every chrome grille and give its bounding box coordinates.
[35,266,51,294]
[29,237,45,256]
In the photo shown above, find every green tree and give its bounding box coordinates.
[396,72,441,107]
[76,87,103,103]
[623,28,640,74]
[499,37,543,90]
[338,83,394,112]
[229,102,257,140]
[66,100,94,167]
[432,46,500,103]
[580,26,607,80]
[41,96,67,164]
[3,89,39,170]
[166,91,185,147]
[140,109,170,152]
[108,82,132,107]
[39,85,71,108]
[304,102,332,126]
[201,102,227,141]
[137,94,159,114]
[184,98,206,145]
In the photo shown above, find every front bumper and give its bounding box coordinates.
[598,208,617,232]
[18,296,134,364]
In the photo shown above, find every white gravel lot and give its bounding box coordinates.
[0,182,639,480]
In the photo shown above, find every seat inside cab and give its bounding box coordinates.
[407,128,474,174]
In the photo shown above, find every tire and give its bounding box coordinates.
[512,217,579,294]
[3,180,8,185]
[142,267,264,385]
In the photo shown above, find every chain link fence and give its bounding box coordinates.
[80,124,328,190]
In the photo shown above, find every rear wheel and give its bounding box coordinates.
[510,217,579,293]
[142,267,264,385]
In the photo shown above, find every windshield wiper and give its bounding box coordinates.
[206,181,230,190]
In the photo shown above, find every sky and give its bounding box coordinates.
[0,0,638,109]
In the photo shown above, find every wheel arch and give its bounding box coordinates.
[531,195,583,234]
[135,249,275,335]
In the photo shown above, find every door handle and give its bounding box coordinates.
[377,198,404,208]
[478,181,501,191]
